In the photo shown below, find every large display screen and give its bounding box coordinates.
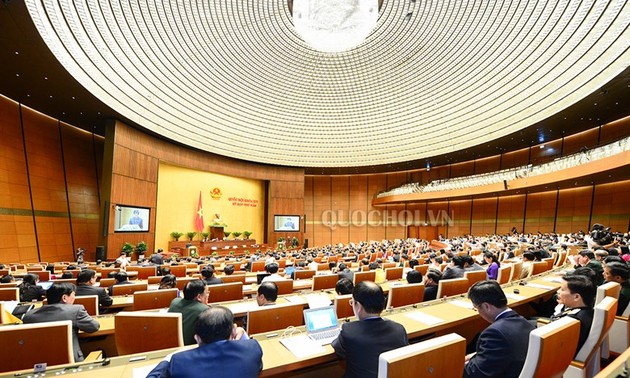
[114,205,150,232]
[274,215,300,232]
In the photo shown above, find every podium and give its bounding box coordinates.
[210,226,224,240]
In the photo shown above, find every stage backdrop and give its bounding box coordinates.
[155,163,265,250]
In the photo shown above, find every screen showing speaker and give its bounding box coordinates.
[274,215,300,232]
[114,205,150,232]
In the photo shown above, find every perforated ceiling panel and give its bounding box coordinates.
[25,0,630,167]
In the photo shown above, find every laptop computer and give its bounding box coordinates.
[256,273,271,285]
[303,306,341,345]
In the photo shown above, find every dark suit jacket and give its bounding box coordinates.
[22,303,100,361]
[424,285,438,301]
[552,306,594,357]
[332,317,408,378]
[464,310,535,378]
[76,284,113,307]
[147,339,263,378]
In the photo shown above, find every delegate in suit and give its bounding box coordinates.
[332,281,408,378]
[75,269,113,308]
[147,306,262,378]
[464,280,535,378]
[23,282,100,362]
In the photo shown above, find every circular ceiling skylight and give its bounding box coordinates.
[25,0,630,167]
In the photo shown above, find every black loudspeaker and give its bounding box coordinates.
[95,246,106,262]
[303,239,308,249]
[303,214,306,233]
[503,180,508,190]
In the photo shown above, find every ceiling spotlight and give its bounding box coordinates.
[405,12,413,20]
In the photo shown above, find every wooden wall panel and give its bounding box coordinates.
[448,199,471,237]
[496,195,526,234]
[592,180,630,232]
[474,156,501,175]
[524,192,557,233]
[61,124,100,255]
[385,204,406,240]
[367,175,386,242]
[304,176,314,246]
[555,187,592,234]
[450,161,475,179]
[501,148,530,170]
[562,128,600,155]
[530,140,562,165]
[386,172,407,191]
[600,117,630,144]
[0,98,38,263]
[312,176,332,247]
[23,108,73,261]
[427,201,449,238]
[348,176,368,243]
[331,177,350,244]
[471,198,498,236]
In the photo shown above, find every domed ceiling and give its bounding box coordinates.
[24,0,630,167]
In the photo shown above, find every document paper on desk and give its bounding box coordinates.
[305,293,332,308]
[527,283,556,290]
[133,363,159,378]
[280,334,326,359]
[449,300,475,310]
[405,312,444,325]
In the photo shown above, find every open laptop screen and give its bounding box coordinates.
[304,306,338,333]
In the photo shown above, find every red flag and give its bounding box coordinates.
[194,191,204,231]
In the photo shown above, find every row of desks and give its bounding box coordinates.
[54,272,567,377]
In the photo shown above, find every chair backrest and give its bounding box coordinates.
[542,258,554,271]
[61,269,80,278]
[382,263,397,270]
[73,295,99,316]
[354,270,376,285]
[530,261,549,277]
[316,263,329,271]
[518,317,580,378]
[111,282,149,296]
[99,268,120,278]
[126,266,157,279]
[574,296,617,364]
[167,265,188,278]
[220,274,246,284]
[26,266,43,272]
[312,274,338,291]
[32,270,50,282]
[414,264,430,276]
[496,265,512,285]
[595,281,621,305]
[385,267,404,281]
[294,270,316,280]
[436,278,468,299]
[0,287,19,301]
[377,333,466,378]
[510,261,523,282]
[464,270,486,288]
[175,277,198,291]
[114,311,183,355]
[334,294,354,319]
[386,283,425,309]
[251,261,266,272]
[99,278,115,287]
[554,251,568,267]
[0,320,74,373]
[207,282,243,303]
[147,275,163,285]
[246,303,304,335]
[133,289,179,311]
[0,282,19,288]
[274,279,294,295]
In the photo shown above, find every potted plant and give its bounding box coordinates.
[242,231,253,239]
[122,242,134,256]
[186,231,197,241]
[170,231,184,241]
[232,231,242,239]
[224,231,231,240]
[292,237,299,248]
[201,232,210,241]
[135,241,147,258]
